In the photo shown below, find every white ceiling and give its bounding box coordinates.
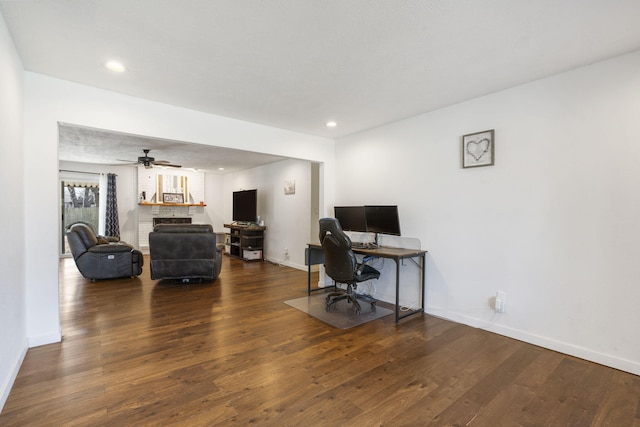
[57,123,287,173]
[3,0,640,170]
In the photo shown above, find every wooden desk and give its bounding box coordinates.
[305,243,427,323]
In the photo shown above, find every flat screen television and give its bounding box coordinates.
[334,206,368,232]
[364,205,401,236]
[233,189,257,223]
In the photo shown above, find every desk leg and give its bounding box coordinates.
[308,262,311,296]
[421,253,425,312]
[395,259,400,323]
[395,254,426,323]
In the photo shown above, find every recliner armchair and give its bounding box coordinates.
[67,223,143,280]
[319,217,380,314]
[66,221,119,243]
[149,224,223,282]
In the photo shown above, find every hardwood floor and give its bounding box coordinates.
[2,256,639,426]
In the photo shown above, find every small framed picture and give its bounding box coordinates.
[462,129,495,168]
[284,180,295,195]
[162,193,184,204]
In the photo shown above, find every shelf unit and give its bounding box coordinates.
[224,223,266,262]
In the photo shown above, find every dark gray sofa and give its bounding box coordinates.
[149,224,223,282]
[67,223,143,280]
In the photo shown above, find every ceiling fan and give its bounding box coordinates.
[118,149,182,169]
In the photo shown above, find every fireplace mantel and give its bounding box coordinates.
[139,202,206,207]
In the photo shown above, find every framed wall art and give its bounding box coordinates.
[157,173,189,203]
[162,193,184,204]
[462,129,494,168]
[284,180,295,195]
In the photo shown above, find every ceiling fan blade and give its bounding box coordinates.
[152,159,182,167]
[110,160,139,166]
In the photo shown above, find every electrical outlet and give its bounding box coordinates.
[495,291,506,313]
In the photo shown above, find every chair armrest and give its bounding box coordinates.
[356,256,378,275]
[88,243,134,254]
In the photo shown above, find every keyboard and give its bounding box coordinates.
[351,242,378,249]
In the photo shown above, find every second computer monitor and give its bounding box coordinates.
[364,205,401,236]
[334,206,368,232]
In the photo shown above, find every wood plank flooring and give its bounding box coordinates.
[1,255,639,426]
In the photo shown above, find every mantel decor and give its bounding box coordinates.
[162,193,184,204]
[462,129,495,168]
[138,202,206,207]
[158,173,188,203]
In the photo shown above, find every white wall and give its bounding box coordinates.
[204,173,225,232]
[336,50,640,375]
[23,72,335,349]
[223,158,313,269]
[0,11,27,411]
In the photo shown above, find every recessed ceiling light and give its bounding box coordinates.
[104,60,126,72]
[218,167,225,171]
[326,121,337,128]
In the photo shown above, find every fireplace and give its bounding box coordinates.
[153,217,192,226]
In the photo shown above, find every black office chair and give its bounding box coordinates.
[319,218,380,314]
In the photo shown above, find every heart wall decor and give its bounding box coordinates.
[462,129,495,168]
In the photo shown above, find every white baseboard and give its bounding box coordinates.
[28,330,62,348]
[0,338,28,412]
[264,257,306,271]
[426,307,640,376]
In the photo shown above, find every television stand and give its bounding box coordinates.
[224,223,266,262]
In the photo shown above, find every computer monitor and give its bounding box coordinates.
[334,206,368,232]
[364,205,401,236]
